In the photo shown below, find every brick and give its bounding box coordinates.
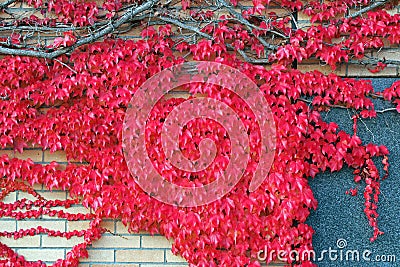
[25,141,40,148]
[373,49,400,61]
[17,248,65,262]
[43,150,68,162]
[0,150,13,158]
[18,220,65,232]
[13,149,42,162]
[0,236,40,248]
[116,249,164,263]
[297,63,346,76]
[55,163,67,171]
[347,64,398,77]
[32,183,43,190]
[101,220,116,233]
[116,221,130,234]
[141,235,173,248]
[39,191,67,200]
[142,265,188,267]
[166,251,187,263]
[67,220,90,231]
[92,235,140,248]
[42,236,83,248]
[92,265,139,267]
[117,25,143,37]
[70,161,89,166]
[0,12,13,19]
[381,39,400,48]
[262,8,289,17]
[0,221,17,232]
[1,191,17,203]
[299,9,346,22]
[81,249,114,262]
[297,11,312,21]
[297,21,312,30]
[64,205,90,214]
[16,191,39,201]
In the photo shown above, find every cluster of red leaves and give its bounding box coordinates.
[382,80,400,112]
[22,0,142,26]
[304,0,368,22]
[0,0,399,266]
[23,0,97,26]
[271,11,400,69]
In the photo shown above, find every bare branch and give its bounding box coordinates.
[376,107,397,113]
[216,0,281,50]
[0,0,159,59]
[347,0,390,19]
[159,16,211,39]
[0,0,17,9]
[348,57,400,67]
[53,58,77,74]
[234,49,270,64]
[367,93,385,99]
[159,15,270,64]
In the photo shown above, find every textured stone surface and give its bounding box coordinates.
[307,78,400,266]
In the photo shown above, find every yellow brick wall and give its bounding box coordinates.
[0,148,189,266]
